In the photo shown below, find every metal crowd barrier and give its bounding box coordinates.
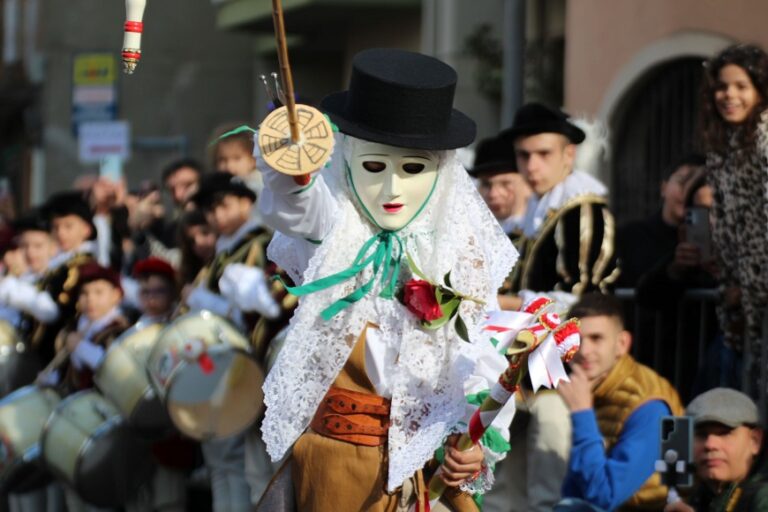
[613,288,720,403]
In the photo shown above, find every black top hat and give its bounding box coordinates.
[13,208,49,234]
[501,102,585,144]
[321,48,476,150]
[191,172,256,209]
[43,191,97,240]
[468,136,518,177]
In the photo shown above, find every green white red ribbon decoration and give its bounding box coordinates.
[416,296,581,511]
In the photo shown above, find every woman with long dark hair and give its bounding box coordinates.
[698,43,768,395]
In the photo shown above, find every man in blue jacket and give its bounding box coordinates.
[555,293,684,511]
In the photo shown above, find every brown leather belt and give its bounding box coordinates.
[310,386,391,447]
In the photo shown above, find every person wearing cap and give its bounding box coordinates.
[469,135,532,241]
[132,256,178,324]
[186,171,289,512]
[555,293,684,511]
[52,262,130,393]
[255,48,519,511]
[665,388,768,512]
[128,257,194,512]
[501,103,619,310]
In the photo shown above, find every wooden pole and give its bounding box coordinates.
[271,0,300,144]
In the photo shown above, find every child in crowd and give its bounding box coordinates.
[210,124,263,195]
[57,262,130,392]
[698,43,768,396]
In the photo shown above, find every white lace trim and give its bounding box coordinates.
[262,135,518,491]
[522,170,608,237]
[459,459,495,495]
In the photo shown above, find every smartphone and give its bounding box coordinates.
[99,155,124,184]
[685,206,712,261]
[658,416,694,488]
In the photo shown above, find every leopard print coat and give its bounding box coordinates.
[707,111,768,393]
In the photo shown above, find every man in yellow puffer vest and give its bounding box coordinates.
[555,293,684,511]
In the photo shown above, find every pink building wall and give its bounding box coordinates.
[564,0,768,117]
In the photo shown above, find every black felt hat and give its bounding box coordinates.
[13,209,49,234]
[43,191,97,240]
[190,172,257,209]
[468,136,518,177]
[321,48,476,150]
[501,102,585,144]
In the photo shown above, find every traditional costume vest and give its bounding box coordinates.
[286,325,478,512]
[28,251,95,364]
[202,226,296,363]
[593,355,684,510]
[55,314,131,393]
[509,195,619,295]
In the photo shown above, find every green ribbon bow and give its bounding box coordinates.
[282,230,404,321]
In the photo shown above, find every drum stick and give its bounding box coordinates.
[172,267,210,319]
[36,348,70,385]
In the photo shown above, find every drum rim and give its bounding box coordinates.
[163,347,264,440]
[147,309,251,394]
[0,384,60,487]
[39,390,125,487]
[0,384,58,407]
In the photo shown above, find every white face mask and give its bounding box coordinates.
[348,141,439,231]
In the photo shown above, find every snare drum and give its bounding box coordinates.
[147,310,264,440]
[0,321,40,397]
[94,322,171,436]
[0,385,60,493]
[41,390,153,507]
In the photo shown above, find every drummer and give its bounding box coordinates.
[54,262,131,393]
[131,256,195,512]
[133,256,178,325]
[185,171,287,512]
[0,209,57,339]
[1,211,65,512]
[11,192,97,367]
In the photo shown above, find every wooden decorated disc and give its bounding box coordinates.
[258,105,335,176]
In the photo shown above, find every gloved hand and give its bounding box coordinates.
[70,339,105,371]
[186,286,231,318]
[219,264,281,319]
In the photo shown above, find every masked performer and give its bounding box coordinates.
[257,48,519,511]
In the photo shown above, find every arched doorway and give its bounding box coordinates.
[610,57,705,223]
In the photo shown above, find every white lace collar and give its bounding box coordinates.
[522,170,607,237]
[47,241,96,270]
[76,306,122,342]
[215,215,261,254]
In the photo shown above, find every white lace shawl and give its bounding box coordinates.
[261,135,518,491]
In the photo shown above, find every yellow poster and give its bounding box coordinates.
[73,54,117,86]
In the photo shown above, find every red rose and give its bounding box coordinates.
[403,279,444,322]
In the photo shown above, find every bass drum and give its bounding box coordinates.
[147,310,264,441]
[0,385,60,493]
[0,321,40,397]
[41,390,153,507]
[94,322,171,437]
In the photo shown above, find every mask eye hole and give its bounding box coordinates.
[402,163,426,174]
[362,161,386,173]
